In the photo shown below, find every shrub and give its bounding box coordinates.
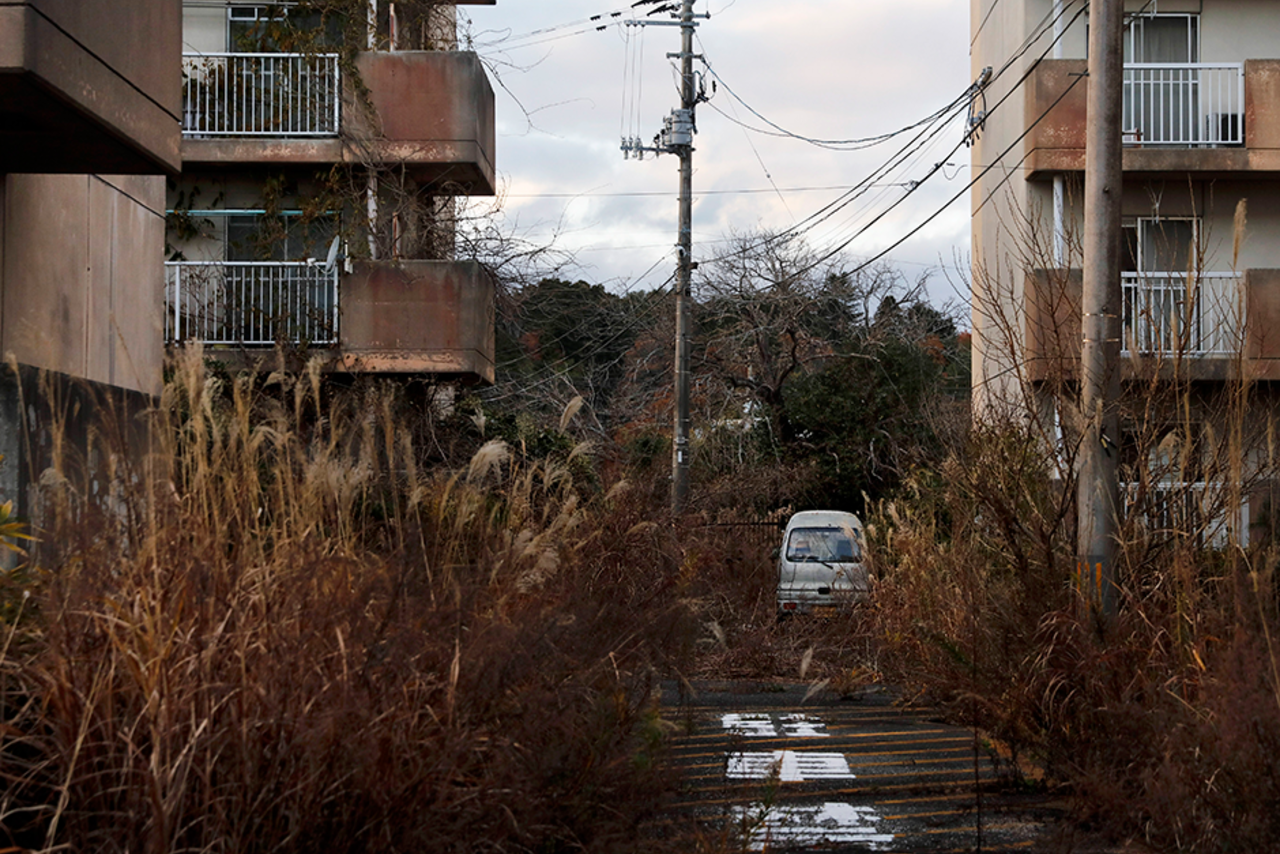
[0,351,696,853]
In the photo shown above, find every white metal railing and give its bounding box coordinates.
[1123,63,1244,146]
[1124,481,1248,549]
[181,53,341,137]
[1122,272,1241,356]
[166,262,339,346]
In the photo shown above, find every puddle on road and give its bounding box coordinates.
[721,713,829,738]
[725,750,854,782]
[733,802,895,851]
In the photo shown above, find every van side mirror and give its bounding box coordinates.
[771,547,780,560]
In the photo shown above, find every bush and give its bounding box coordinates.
[0,351,697,853]
[866,418,1280,852]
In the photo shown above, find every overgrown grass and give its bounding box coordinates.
[865,419,1280,852]
[0,350,701,853]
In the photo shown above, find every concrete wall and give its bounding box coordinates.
[1202,1,1280,63]
[1,174,166,397]
[182,5,226,54]
[970,0,1090,413]
[0,0,181,173]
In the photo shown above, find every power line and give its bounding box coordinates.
[753,1,1089,282]
[471,5,635,51]
[697,48,974,152]
[502,182,923,200]
[971,0,1004,50]
[827,32,1091,281]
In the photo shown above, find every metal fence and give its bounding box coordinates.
[166,261,340,346]
[1124,481,1248,549]
[1123,63,1244,146]
[181,52,341,137]
[1122,272,1241,356]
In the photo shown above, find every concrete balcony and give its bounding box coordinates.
[338,260,495,382]
[0,0,181,173]
[166,259,495,384]
[1025,59,1280,176]
[180,50,495,194]
[1021,268,1280,382]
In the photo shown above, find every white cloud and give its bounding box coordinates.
[466,0,973,306]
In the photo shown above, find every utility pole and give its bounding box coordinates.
[621,0,706,515]
[1078,0,1125,624]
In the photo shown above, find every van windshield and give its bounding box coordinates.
[785,527,861,562]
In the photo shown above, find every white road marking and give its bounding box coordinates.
[721,713,829,738]
[725,750,853,782]
[779,713,828,738]
[721,713,781,737]
[734,802,895,851]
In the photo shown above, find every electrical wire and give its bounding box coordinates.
[486,0,1088,336]
[778,3,1091,282]
[471,5,636,51]
[971,0,1004,50]
[695,78,975,269]
[502,183,919,199]
[697,47,974,152]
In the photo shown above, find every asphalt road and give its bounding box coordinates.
[648,680,1120,853]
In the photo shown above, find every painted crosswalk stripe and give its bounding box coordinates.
[725,750,854,782]
[720,712,830,738]
[733,802,895,851]
[779,713,828,737]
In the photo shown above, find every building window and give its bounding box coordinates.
[226,214,338,262]
[227,4,338,52]
[1122,217,1198,275]
[1123,13,1199,64]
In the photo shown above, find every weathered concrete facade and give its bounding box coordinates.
[181,51,495,193]
[970,0,1280,408]
[0,0,180,521]
[1,174,166,396]
[0,0,181,173]
[169,1,498,383]
[970,0,1280,544]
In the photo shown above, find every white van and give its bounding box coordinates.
[776,510,867,617]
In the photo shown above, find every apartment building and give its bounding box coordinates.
[970,0,1280,545]
[167,0,497,382]
[1,1,498,522]
[0,0,181,519]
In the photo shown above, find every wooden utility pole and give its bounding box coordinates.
[1077,0,1125,622]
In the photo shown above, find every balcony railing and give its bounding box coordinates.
[1124,481,1248,549]
[166,262,339,346]
[1123,63,1244,146]
[1122,272,1241,356]
[181,53,341,137]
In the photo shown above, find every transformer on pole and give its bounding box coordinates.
[621,0,709,515]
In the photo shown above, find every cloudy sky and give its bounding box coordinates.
[461,0,973,309]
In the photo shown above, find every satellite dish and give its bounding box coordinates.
[324,235,342,274]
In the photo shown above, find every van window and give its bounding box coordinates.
[785,527,860,562]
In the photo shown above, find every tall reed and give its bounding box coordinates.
[0,349,695,853]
